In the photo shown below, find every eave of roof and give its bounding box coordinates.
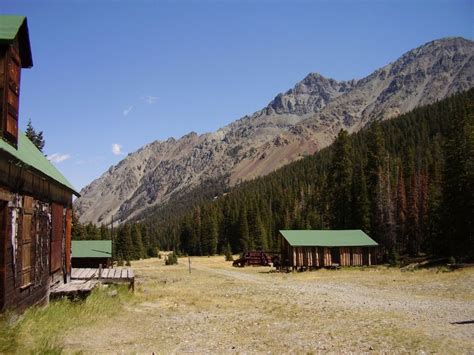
[0,132,80,196]
[0,15,33,68]
[279,230,378,247]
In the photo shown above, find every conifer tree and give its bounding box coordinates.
[238,205,250,252]
[351,164,370,232]
[25,119,45,152]
[442,93,474,258]
[394,163,407,253]
[329,129,353,228]
[131,224,145,259]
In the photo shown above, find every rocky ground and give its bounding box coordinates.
[63,256,474,353]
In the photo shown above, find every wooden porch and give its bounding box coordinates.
[50,267,135,299]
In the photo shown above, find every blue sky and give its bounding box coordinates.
[1,0,472,190]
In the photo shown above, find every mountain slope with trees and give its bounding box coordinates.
[111,89,471,262]
[75,37,474,226]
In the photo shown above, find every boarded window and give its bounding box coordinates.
[20,196,34,287]
[51,203,64,273]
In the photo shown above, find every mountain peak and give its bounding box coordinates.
[75,37,474,225]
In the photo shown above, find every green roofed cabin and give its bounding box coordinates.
[72,240,112,269]
[0,15,80,312]
[279,230,378,269]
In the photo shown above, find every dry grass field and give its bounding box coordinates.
[2,255,474,353]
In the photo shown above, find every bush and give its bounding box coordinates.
[388,249,400,267]
[165,252,178,265]
[225,250,233,262]
[448,256,456,265]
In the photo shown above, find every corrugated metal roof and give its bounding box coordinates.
[0,15,33,68]
[72,240,112,258]
[0,132,80,196]
[279,230,378,247]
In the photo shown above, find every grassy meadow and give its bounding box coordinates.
[1,256,473,353]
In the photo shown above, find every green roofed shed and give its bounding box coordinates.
[279,230,378,247]
[0,15,33,68]
[279,230,378,268]
[72,240,112,258]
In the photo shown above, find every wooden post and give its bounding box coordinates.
[188,257,191,274]
[98,264,102,282]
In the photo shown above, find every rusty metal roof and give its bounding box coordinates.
[0,15,33,68]
[280,230,378,247]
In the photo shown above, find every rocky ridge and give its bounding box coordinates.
[75,37,474,225]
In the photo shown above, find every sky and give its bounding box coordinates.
[0,0,472,191]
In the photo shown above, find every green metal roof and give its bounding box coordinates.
[279,230,378,247]
[0,132,79,196]
[72,240,112,258]
[0,15,33,68]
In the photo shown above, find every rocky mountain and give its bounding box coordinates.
[75,37,474,225]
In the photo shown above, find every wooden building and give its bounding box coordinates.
[71,240,112,268]
[0,16,80,312]
[280,230,378,269]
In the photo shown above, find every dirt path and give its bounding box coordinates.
[61,256,474,353]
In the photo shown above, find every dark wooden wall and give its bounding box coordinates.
[0,183,72,312]
[71,257,110,269]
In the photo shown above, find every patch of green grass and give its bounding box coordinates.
[0,285,132,353]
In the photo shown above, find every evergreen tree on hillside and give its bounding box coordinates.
[329,129,353,228]
[351,163,370,232]
[131,224,145,259]
[238,205,250,252]
[442,92,474,259]
[366,122,387,243]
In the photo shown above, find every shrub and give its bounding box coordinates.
[388,249,400,267]
[165,252,178,265]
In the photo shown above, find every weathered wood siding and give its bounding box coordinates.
[0,185,72,312]
[280,234,377,269]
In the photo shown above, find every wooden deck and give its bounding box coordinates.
[71,267,135,290]
[50,267,135,299]
[50,280,99,298]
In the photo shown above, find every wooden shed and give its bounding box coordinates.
[71,240,112,268]
[0,16,80,312]
[280,230,378,269]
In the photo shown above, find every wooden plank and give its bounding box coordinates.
[114,268,121,279]
[128,269,134,279]
[121,269,127,279]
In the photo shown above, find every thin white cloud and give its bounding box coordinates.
[123,105,134,116]
[141,95,158,104]
[112,143,124,155]
[48,153,71,163]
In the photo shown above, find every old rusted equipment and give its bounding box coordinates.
[232,250,273,267]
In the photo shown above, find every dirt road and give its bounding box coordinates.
[63,256,474,353]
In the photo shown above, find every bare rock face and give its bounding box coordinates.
[75,37,474,225]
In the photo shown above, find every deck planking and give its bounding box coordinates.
[71,267,135,291]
